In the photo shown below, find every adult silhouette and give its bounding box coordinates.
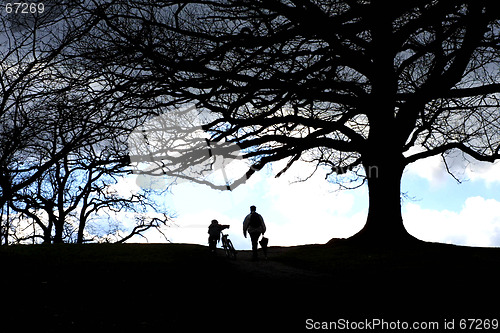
[243,205,266,260]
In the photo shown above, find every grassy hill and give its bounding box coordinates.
[1,241,499,332]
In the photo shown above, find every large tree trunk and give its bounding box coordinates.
[43,227,52,244]
[349,153,416,245]
[53,219,64,244]
[77,221,85,244]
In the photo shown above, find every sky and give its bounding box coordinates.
[121,150,500,250]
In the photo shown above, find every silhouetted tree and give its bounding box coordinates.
[1,3,172,244]
[8,137,169,245]
[85,0,499,244]
[0,3,101,209]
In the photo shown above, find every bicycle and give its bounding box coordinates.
[220,232,237,259]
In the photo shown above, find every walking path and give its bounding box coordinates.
[224,246,329,281]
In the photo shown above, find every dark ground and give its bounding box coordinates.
[1,241,499,332]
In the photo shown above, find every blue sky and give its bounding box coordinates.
[402,152,500,246]
[122,150,500,250]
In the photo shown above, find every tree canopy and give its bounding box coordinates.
[82,0,499,244]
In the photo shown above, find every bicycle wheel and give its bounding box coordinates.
[226,239,237,259]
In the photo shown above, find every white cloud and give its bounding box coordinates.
[107,174,141,195]
[404,196,500,247]
[265,165,354,215]
[258,160,366,245]
[404,147,458,187]
[405,146,500,186]
[465,160,500,185]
